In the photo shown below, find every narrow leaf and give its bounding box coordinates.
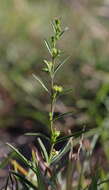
[44,39,52,55]
[59,88,73,96]
[51,21,56,33]
[0,152,15,169]
[54,56,70,76]
[9,173,14,190]
[37,138,49,163]
[51,128,101,165]
[30,152,46,190]
[4,175,10,190]
[88,174,98,190]
[6,143,29,167]
[36,166,46,190]
[11,171,36,189]
[53,111,74,121]
[59,27,69,37]
[55,130,87,144]
[19,180,29,189]
[32,74,49,93]
[98,178,109,186]
[12,175,19,190]
[51,140,71,165]
[77,164,84,190]
[25,132,50,141]
[56,128,101,144]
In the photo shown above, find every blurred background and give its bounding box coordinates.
[1,0,109,181]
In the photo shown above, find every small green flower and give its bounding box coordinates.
[51,129,60,143]
[53,85,63,93]
[54,130,60,138]
[51,148,59,157]
[43,60,53,73]
[55,18,61,33]
[52,48,58,58]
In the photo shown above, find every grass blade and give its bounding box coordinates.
[32,74,49,93]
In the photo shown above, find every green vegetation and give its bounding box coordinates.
[0,18,109,190]
[0,0,109,189]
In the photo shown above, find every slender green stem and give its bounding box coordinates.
[49,56,56,161]
[50,57,55,135]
